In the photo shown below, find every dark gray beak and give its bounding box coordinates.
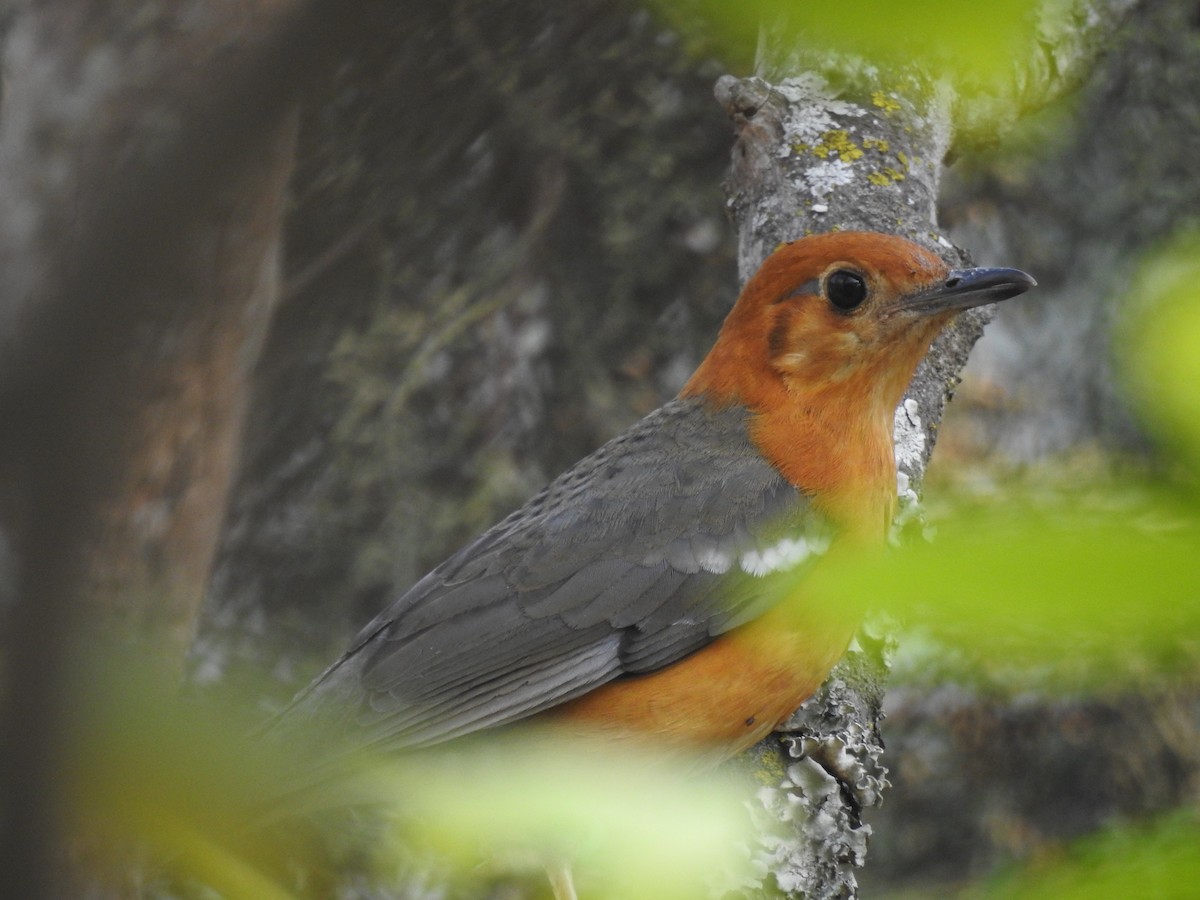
[901,266,1037,316]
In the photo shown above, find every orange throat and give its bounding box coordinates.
[751,389,898,544]
[682,319,928,544]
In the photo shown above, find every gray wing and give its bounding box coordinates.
[289,397,830,749]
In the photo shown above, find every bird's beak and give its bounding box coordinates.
[899,266,1037,316]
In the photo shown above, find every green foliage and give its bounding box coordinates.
[368,734,751,898]
[67,660,311,898]
[67,657,752,898]
[966,810,1200,900]
[1121,228,1200,475]
[652,0,1043,85]
[806,495,1200,688]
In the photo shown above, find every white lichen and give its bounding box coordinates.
[893,398,926,476]
[798,159,856,199]
[775,74,865,145]
[892,397,928,542]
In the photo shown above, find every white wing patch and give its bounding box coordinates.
[697,548,734,575]
[739,534,830,577]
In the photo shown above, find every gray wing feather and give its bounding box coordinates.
[287,397,824,749]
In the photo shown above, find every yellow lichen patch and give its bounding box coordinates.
[896,150,910,170]
[791,142,812,155]
[871,91,901,114]
[867,167,905,187]
[862,138,890,153]
[812,130,863,162]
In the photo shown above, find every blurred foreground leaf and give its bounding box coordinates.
[654,0,1042,85]
[794,494,1200,685]
[361,731,751,899]
[967,809,1200,900]
[66,654,751,898]
[68,660,309,897]
[1122,229,1200,473]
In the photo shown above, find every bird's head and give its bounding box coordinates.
[683,231,1035,417]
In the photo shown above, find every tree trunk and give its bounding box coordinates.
[715,3,1132,893]
[711,61,970,900]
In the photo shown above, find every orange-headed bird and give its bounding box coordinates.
[285,231,1034,764]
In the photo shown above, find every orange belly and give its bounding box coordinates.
[550,597,857,761]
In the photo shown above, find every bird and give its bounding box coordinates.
[278,231,1034,891]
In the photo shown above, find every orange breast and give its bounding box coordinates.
[549,597,858,761]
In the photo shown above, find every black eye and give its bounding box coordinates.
[826,270,867,311]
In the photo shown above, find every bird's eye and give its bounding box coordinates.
[826,270,867,311]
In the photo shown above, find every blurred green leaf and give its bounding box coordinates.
[965,809,1200,899]
[1121,229,1200,473]
[785,493,1200,686]
[778,0,1038,80]
[363,731,752,899]
[652,0,1042,85]
[65,654,751,898]
[67,659,311,897]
